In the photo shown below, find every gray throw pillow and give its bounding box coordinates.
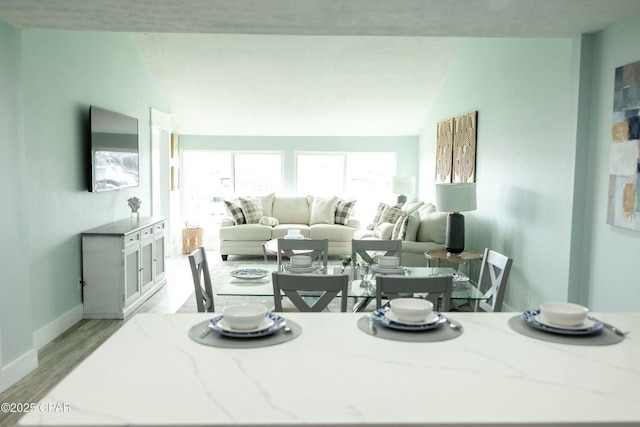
[239,197,264,224]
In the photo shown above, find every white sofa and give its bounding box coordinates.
[353,201,447,267]
[219,194,360,260]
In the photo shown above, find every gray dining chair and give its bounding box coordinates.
[187,247,215,312]
[277,238,329,274]
[476,248,513,312]
[351,239,402,268]
[375,275,453,312]
[271,272,349,312]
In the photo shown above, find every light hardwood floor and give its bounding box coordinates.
[0,252,196,427]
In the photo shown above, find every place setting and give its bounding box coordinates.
[509,301,627,346]
[188,304,302,348]
[357,298,463,342]
[283,255,322,274]
[370,256,406,275]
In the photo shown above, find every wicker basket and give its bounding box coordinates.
[182,227,203,254]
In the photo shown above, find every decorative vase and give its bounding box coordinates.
[131,211,139,220]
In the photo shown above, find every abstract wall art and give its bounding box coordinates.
[608,60,640,231]
[435,111,477,183]
[436,118,454,183]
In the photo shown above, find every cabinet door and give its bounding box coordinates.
[140,235,155,293]
[123,245,141,307]
[154,233,166,284]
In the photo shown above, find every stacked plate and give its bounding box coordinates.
[521,309,604,335]
[371,265,405,275]
[283,263,321,273]
[208,313,286,338]
[370,308,447,331]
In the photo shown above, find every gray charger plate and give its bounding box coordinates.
[508,316,624,346]
[189,318,301,348]
[357,315,462,342]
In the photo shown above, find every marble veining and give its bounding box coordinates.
[19,312,640,427]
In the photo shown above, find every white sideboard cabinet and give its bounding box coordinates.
[82,217,168,319]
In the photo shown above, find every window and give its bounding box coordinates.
[296,152,396,222]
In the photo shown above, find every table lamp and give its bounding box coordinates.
[392,176,415,204]
[435,183,477,254]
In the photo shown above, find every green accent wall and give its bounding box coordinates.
[419,37,579,311]
[1,19,169,389]
[0,18,33,378]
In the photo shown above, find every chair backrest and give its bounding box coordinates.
[375,275,453,312]
[277,238,329,274]
[477,248,513,312]
[187,248,215,312]
[271,272,349,312]
[351,239,402,267]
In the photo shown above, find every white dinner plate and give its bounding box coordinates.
[521,310,603,335]
[385,310,440,325]
[371,309,447,331]
[208,313,285,338]
[535,313,597,330]
[229,268,270,279]
[216,316,275,333]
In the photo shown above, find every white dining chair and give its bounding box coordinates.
[187,247,215,312]
[375,275,453,312]
[476,248,513,312]
[277,238,329,274]
[271,272,349,312]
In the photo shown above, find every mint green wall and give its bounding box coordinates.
[419,38,577,311]
[181,135,418,193]
[0,19,34,379]
[17,30,168,337]
[585,13,640,310]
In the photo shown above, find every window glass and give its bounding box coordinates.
[296,154,344,197]
[234,154,282,195]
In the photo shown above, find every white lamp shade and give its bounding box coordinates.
[391,176,415,195]
[435,183,477,212]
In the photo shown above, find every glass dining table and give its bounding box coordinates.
[217,264,488,312]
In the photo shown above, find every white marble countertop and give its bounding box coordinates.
[19,312,640,426]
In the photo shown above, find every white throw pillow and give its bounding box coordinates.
[308,196,338,225]
[258,216,279,226]
[239,197,264,224]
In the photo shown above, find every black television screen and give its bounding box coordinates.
[89,106,139,192]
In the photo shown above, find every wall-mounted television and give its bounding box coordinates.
[89,106,139,192]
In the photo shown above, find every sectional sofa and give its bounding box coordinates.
[219,194,360,260]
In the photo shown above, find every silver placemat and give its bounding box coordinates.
[508,316,624,346]
[357,315,463,342]
[188,318,302,348]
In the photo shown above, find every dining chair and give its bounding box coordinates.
[476,248,513,312]
[351,239,402,268]
[277,238,329,274]
[375,275,453,312]
[271,272,349,312]
[187,247,215,312]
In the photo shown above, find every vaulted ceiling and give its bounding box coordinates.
[2,0,640,135]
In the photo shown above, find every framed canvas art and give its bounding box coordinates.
[452,111,477,183]
[608,60,640,231]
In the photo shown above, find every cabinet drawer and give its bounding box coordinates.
[124,232,141,247]
[140,226,154,239]
[154,221,166,233]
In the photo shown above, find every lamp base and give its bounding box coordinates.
[397,194,407,204]
[445,212,465,254]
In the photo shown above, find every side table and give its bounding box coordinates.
[424,249,484,267]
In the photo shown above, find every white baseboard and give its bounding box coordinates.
[0,348,38,393]
[33,303,83,350]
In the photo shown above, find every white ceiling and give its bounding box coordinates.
[2,0,640,136]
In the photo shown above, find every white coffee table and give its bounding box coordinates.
[262,238,313,261]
